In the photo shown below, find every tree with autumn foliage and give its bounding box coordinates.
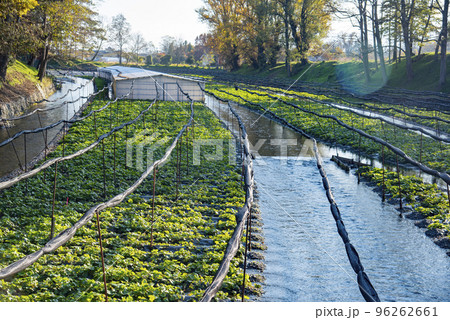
[197,0,245,70]
[0,0,39,80]
[198,0,332,71]
[31,0,97,80]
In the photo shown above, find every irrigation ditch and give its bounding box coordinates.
[202,84,450,301]
[205,83,450,257]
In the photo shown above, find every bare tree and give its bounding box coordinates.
[160,35,176,56]
[109,13,130,65]
[90,16,107,61]
[129,32,147,63]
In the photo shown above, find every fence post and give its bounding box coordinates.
[381,146,385,202]
[357,134,362,184]
[151,166,157,248]
[50,162,58,239]
[396,155,402,211]
[3,121,24,171]
[113,132,117,187]
[101,139,107,200]
[95,209,108,302]
[447,184,450,212]
[241,211,250,302]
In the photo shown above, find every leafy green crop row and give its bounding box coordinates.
[358,166,450,232]
[274,87,450,135]
[206,83,449,235]
[208,84,450,174]
[0,98,255,301]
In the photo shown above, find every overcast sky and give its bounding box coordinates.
[94,0,356,50]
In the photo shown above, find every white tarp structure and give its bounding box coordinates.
[98,66,205,101]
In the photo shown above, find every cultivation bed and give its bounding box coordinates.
[0,97,258,301]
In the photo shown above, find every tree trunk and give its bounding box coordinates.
[38,44,50,81]
[418,0,434,56]
[373,0,388,82]
[393,29,397,62]
[257,42,266,69]
[0,52,9,81]
[231,44,240,71]
[91,39,103,61]
[439,0,449,87]
[299,0,310,65]
[435,31,441,60]
[284,16,291,76]
[372,4,378,70]
[359,0,370,82]
[400,0,414,81]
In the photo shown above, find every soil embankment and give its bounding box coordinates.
[0,62,54,125]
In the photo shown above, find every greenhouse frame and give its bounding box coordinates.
[98,66,205,101]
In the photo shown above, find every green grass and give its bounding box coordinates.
[5,60,40,87]
[234,53,450,93]
[48,58,110,70]
[0,60,52,94]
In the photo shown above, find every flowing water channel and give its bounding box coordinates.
[0,77,93,178]
[206,96,450,302]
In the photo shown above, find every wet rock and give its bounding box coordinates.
[251,214,262,221]
[245,285,263,297]
[248,261,265,271]
[249,273,266,283]
[182,295,196,302]
[415,219,432,228]
[194,238,215,247]
[248,251,265,261]
[425,228,447,239]
[251,242,267,251]
[251,220,264,227]
[434,237,450,249]
[405,212,426,220]
[250,226,262,234]
[147,245,186,252]
[250,234,264,243]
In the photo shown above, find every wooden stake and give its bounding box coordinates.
[381,146,385,202]
[95,209,108,302]
[151,166,157,248]
[241,211,250,302]
[396,155,402,211]
[50,162,58,240]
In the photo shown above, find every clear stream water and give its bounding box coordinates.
[206,97,450,302]
[0,77,93,178]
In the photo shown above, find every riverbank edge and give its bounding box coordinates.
[215,94,450,259]
[204,97,266,299]
[0,94,93,184]
[0,80,55,127]
[358,174,450,257]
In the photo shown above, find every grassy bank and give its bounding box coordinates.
[0,60,52,102]
[233,54,450,93]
